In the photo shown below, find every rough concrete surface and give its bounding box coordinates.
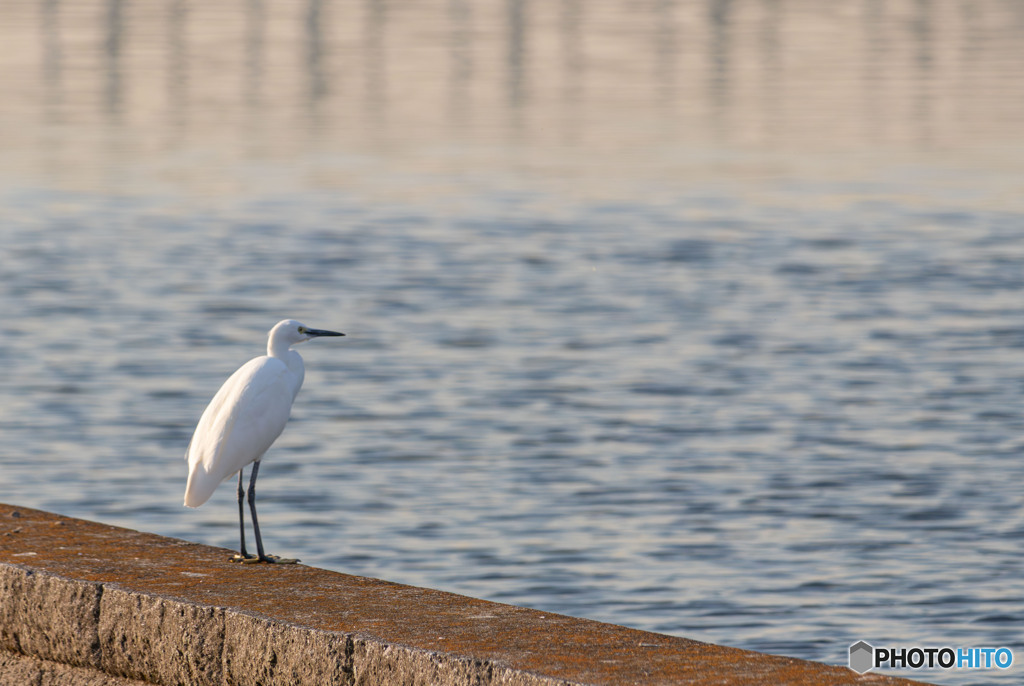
[0,650,151,686]
[99,586,226,685]
[0,564,102,669]
[0,503,932,685]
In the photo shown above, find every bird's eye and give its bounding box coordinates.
[298,326,307,333]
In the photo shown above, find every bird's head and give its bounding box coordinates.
[270,319,345,348]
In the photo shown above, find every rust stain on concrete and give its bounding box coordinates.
[0,503,930,685]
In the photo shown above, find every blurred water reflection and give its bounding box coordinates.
[1,2,1024,685]
[2,0,1023,198]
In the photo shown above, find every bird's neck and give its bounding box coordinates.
[268,339,292,359]
[268,346,305,398]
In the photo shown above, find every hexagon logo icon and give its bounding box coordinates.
[849,641,874,674]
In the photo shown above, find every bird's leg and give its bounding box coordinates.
[231,470,255,562]
[246,460,298,564]
[248,461,269,562]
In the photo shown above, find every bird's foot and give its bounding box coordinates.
[230,553,259,564]
[229,553,299,564]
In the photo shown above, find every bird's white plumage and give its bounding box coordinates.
[183,319,341,509]
[183,355,300,507]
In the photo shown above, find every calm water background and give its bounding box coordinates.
[2,1,1024,683]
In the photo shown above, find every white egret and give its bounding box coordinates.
[184,319,344,563]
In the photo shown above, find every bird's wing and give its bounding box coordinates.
[183,356,295,507]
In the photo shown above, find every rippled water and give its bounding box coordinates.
[2,2,1024,684]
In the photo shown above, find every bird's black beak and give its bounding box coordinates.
[307,328,345,337]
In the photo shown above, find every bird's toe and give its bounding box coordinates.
[230,554,260,564]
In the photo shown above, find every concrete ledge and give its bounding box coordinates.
[0,503,927,685]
